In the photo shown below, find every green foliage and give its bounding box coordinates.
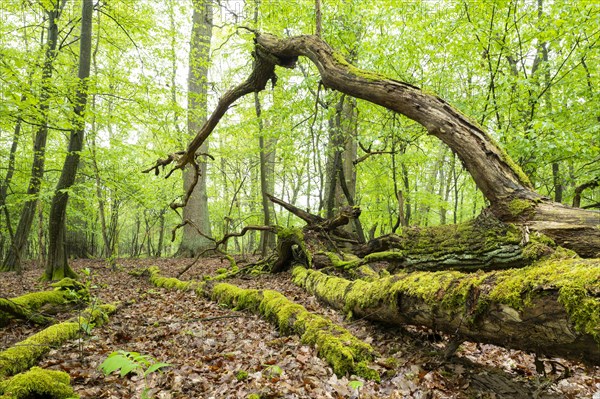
[1,0,598,260]
[99,350,171,379]
[99,350,171,399]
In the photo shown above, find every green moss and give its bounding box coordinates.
[246,394,260,399]
[216,268,228,275]
[487,135,532,188]
[507,198,535,217]
[332,51,386,82]
[277,227,312,267]
[0,367,77,399]
[10,278,88,311]
[295,257,600,342]
[488,258,600,339]
[235,370,249,381]
[0,322,79,377]
[323,252,361,270]
[0,299,116,378]
[212,284,262,312]
[148,266,194,291]
[364,251,405,263]
[385,219,524,259]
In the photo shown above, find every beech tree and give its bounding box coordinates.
[1,1,66,272]
[43,0,94,281]
[176,0,214,257]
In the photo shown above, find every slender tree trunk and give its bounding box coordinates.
[44,0,93,280]
[256,93,276,256]
[178,0,214,257]
[2,3,63,272]
[0,99,24,261]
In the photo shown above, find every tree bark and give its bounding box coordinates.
[256,93,277,256]
[250,34,599,257]
[44,0,93,281]
[177,0,214,257]
[292,260,600,366]
[2,3,63,272]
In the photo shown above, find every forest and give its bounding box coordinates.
[0,0,599,398]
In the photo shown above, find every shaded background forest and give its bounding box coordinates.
[1,0,598,264]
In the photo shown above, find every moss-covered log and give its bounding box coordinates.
[292,256,600,365]
[145,267,379,379]
[0,299,52,327]
[0,303,116,378]
[0,278,89,327]
[0,367,76,399]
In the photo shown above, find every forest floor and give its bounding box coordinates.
[1,258,599,399]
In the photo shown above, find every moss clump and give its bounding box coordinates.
[235,370,249,381]
[324,252,361,270]
[148,266,194,291]
[332,51,387,82]
[146,266,206,295]
[364,251,405,263]
[0,367,77,399]
[507,198,535,218]
[488,258,600,339]
[216,268,228,275]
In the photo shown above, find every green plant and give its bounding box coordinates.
[262,364,283,378]
[348,380,364,397]
[99,350,171,398]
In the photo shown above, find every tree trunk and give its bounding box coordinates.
[256,93,277,256]
[44,0,93,281]
[252,34,599,256]
[2,3,63,272]
[292,260,599,366]
[177,0,214,257]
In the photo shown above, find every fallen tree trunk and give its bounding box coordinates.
[0,278,89,327]
[268,196,554,273]
[0,303,116,378]
[0,299,52,326]
[292,257,600,365]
